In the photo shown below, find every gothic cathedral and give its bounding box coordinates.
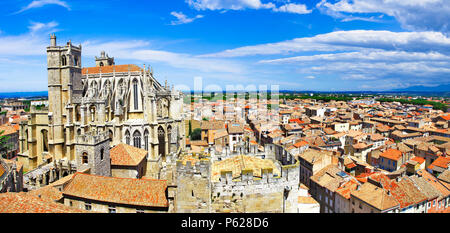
[18,34,185,177]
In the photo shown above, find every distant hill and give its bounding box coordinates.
[391,84,450,92]
[0,91,48,99]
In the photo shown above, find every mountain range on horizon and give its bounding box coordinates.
[0,84,449,99]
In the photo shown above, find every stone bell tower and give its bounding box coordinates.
[47,34,83,161]
[95,51,115,67]
[75,130,111,177]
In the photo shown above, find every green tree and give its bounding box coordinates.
[188,120,192,136]
[190,128,202,140]
[0,130,11,159]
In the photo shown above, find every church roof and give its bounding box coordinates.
[63,172,168,208]
[82,64,142,75]
[110,143,147,166]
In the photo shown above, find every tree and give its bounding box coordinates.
[0,130,11,159]
[190,128,202,140]
[188,120,192,136]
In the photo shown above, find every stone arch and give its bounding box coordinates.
[24,129,29,151]
[61,55,67,66]
[125,130,130,145]
[74,56,79,67]
[132,79,139,110]
[75,105,81,122]
[99,61,104,67]
[82,152,89,164]
[89,105,96,122]
[41,129,49,152]
[167,125,172,154]
[158,126,166,158]
[108,129,114,142]
[144,129,149,151]
[133,130,142,148]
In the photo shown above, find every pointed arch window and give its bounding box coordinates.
[133,79,139,110]
[144,130,149,151]
[125,130,130,145]
[133,131,141,148]
[61,55,67,66]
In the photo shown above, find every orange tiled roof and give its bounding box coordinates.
[411,156,425,164]
[82,64,143,75]
[63,172,168,208]
[350,182,399,211]
[429,156,450,170]
[380,148,402,161]
[336,179,359,199]
[110,143,147,166]
[0,124,18,135]
[0,192,88,213]
[27,186,63,202]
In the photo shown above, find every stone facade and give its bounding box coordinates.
[17,35,185,188]
[75,131,111,176]
[175,155,300,213]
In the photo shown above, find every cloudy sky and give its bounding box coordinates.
[0,0,449,92]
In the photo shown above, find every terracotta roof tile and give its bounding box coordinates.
[82,64,142,75]
[0,192,88,213]
[110,143,147,166]
[63,172,168,208]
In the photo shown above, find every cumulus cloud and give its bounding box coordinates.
[316,0,450,32]
[15,0,70,14]
[170,11,204,25]
[185,0,311,14]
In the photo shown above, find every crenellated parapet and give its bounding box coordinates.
[176,158,211,179]
[76,130,109,145]
[212,161,299,198]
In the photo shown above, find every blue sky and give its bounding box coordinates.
[0,0,449,92]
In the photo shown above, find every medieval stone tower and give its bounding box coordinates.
[47,34,83,162]
[75,130,111,177]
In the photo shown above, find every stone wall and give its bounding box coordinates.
[175,159,211,213]
[211,163,300,213]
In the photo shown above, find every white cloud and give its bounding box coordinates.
[186,0,274,11]
[317,0,450,32]
[273,3,312,14]
[201,30,450,58]
[0,21,58,56]
[185,0,311,15]
[170,11,204,25]
[15,0,70,14]
[260,51,450,64]
[304,75,316,79]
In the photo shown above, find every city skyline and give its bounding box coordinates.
[0,0,449,92]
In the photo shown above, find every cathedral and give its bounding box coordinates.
[18,34,185,180]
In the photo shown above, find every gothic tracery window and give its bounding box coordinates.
[133,79,138,110]
[133,130,141,148]
[144,130,149,151]
[125,130,130,145]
